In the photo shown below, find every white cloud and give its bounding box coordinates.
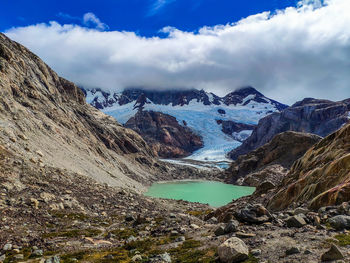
[148,0,176,16]
[82,12,109,30]
[5,0,350,104]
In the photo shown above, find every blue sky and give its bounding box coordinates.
[1,0,298,36]
[3,0,350,104]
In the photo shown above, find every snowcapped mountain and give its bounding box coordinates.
[83,87,288,163]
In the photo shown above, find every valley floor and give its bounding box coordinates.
[1,156,350,263]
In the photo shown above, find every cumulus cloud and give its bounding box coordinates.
[5,0,350,104]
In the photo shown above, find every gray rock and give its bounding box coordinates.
[47,256,60,263]
[0,254,5,262]
[32,249,44,256]
[215,226,226,236]
[251,249,262,256]
[127,236,137,243]
[218,237,249,263]
[293,207,309,215]
[225,220,239,233]
[169,213,176,219]
[150,252,172,263]
[235,204,272,224]
[132,255,142,262]
[125,214,135,222]
[321,245,344,261]
[286,215,307,228]
[328,215,350,230]
[175,236,186,242]
[14,254,24,260]
[207,217,218,224]
[286,247,301,255]
[2,243,12,251]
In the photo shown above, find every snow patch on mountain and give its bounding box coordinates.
[85,89,282,162]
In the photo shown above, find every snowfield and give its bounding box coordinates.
[86,91,280,163]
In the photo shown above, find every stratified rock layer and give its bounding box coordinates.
[268,123,350,211]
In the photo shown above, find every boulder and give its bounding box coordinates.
[286,215,307,228]
[328,215,350,230]
[235,204,272,224]
[321,245,344,261]
[218,237,249,263]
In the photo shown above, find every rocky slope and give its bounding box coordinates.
[125,111,203,158]
[0,33,212,190]
[268,123,350,211]
[224,132,321,187]
[84,87,287,162]
[229,98,350,160]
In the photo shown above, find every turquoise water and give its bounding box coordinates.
[145,181,255,207]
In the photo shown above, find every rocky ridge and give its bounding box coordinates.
[229,98,350,160]
[224,131,322,187]
[269,123,350,211]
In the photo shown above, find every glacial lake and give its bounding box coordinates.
[145,181,255,207]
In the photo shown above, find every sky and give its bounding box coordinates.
[2,0,350,104]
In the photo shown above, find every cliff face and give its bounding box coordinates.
[225,132,321,186]
[229,98,350,160]
[125,111,203,158]
[268,123,350,211]
[0,33,167,189]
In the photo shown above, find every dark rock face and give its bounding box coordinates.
[225,131,321,186]
[220,121,256,137]
[268,123,350,211]
[84,86,288,110]
[229,98,350,160]
[125,111,203,158]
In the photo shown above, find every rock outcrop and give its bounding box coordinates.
[225,132,321,186]
[268,123,350,211]
[124,111,203,158]
[229,98,350,160]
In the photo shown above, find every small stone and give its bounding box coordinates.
[293,207,309,215]
[14,254,24,260]
[251,249,261,256]
[2,243,12,251]
[125,214,135,222]
[175,236,186,242]
[132,255,142,262]
[225,220,239,233]
[190,224,199,230]
[0,254,5,262]
[304,249,312,255]
[158,252,171,263]
[32,249,44,256]
[215,226,226,236]
[169,213,176,219]
[170,230,178,236]
[286,215,307,228]
[126,236,137,243]
[45,255,60,263]
[321,245,344,261]
[235,232,256,238]
[286,247,300,255]
[207,217,218,224]
[218,237,249,263]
